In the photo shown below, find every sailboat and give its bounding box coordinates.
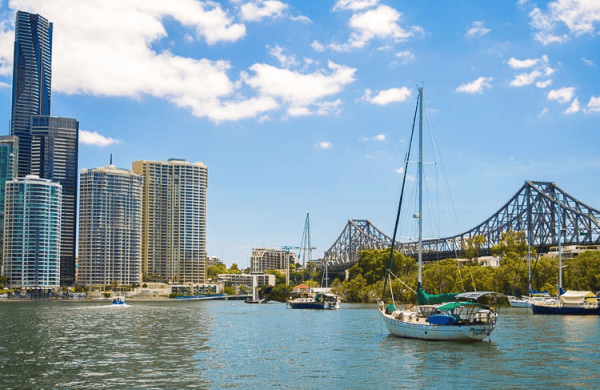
[378,86,504,341]
[531,201,600,315]
[287,213,341,310]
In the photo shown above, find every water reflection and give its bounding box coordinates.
[1,303,598,389]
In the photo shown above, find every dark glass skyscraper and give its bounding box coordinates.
[11,11,52,177]
[31,116,79,285]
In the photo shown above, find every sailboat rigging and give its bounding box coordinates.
[287,213,341,310]
[378,86,505,341]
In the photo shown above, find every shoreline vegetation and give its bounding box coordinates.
[328,231,600,304]
[3,232,599,304]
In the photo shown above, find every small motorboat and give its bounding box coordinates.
[112,296,126,305]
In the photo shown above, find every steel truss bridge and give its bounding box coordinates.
[321,181,600,273]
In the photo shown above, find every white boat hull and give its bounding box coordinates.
[508,299,531,308]
[380,310,495,342]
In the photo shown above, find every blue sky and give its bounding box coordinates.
[0,0,599,268]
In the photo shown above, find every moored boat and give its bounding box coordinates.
[508,296,531,308]
[379,292,503,341]
[287,292,340,310]
[530,201,600,315]
[531,290,600,315]
[377,86,505,342]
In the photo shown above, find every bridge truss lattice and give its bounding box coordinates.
[321,181,600,270]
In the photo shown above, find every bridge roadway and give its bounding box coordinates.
[318,181,600,274]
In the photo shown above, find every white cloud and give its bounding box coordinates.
[290,15,311,23]
[582,58,594,66]
[268,45,298,68]
[394,167,415,181]
[0,20,14,76]
[584,96,600,114]
[466,21,490,37]
[536,79,553,88]
[0,80,9,88]
[565,97,580,114]
[80,130,121,147]
[0,1,360,122]
[311,40,325,52]
[510,70,542,87]
[240,0,288,22]
[529,1,600,45]
[507,55,554,87]
[361,86,412,105]
[243,60,356,112]
[395,50,415,64]
[315,141,332,149]
[455,77,492,94]
[547,87,575,103]
[533,31,569,45]
[507,57,540,69]
[539,107,550,116]
[318,4,423,51]
[373,134,386,141]
[333,0,379,11]
[314,99,343,116]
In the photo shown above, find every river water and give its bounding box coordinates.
[1,300,598,389]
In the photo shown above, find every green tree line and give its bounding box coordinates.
[330,231,600,303]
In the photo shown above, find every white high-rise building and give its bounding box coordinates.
[132,159,208,284]
[2,175,61,289]
[77,165,143,286]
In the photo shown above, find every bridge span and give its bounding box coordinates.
[319,181,600,274]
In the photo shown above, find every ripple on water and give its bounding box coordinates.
[1,303,599,389]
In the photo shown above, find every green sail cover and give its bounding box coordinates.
[417,284,459,305]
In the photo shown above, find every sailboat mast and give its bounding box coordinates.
[557,200,563,291]
[418,86,423,285]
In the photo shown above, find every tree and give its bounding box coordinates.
[564,251,600,291]
[462,235,486,262]
[224,286,236,295]
[349,249,416,286]
[266,269,287,285]
[422,259,462,294]
[491,230,535,259]
[207,263,228,280]
[229,263,242,274]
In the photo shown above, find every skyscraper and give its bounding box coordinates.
[0,136,19,270]
[2,175,62,290]
[132,159,208,284]
[30,116,79,285]
[11,11,52,177]
[78,165,143,286]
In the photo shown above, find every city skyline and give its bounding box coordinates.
[1,1,599,267]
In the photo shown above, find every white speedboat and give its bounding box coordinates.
[508,296,531,308]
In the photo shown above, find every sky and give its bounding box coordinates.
[0,0,599,268]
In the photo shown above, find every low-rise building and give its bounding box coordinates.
[250,247,296,284]
[217,273,275,288]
